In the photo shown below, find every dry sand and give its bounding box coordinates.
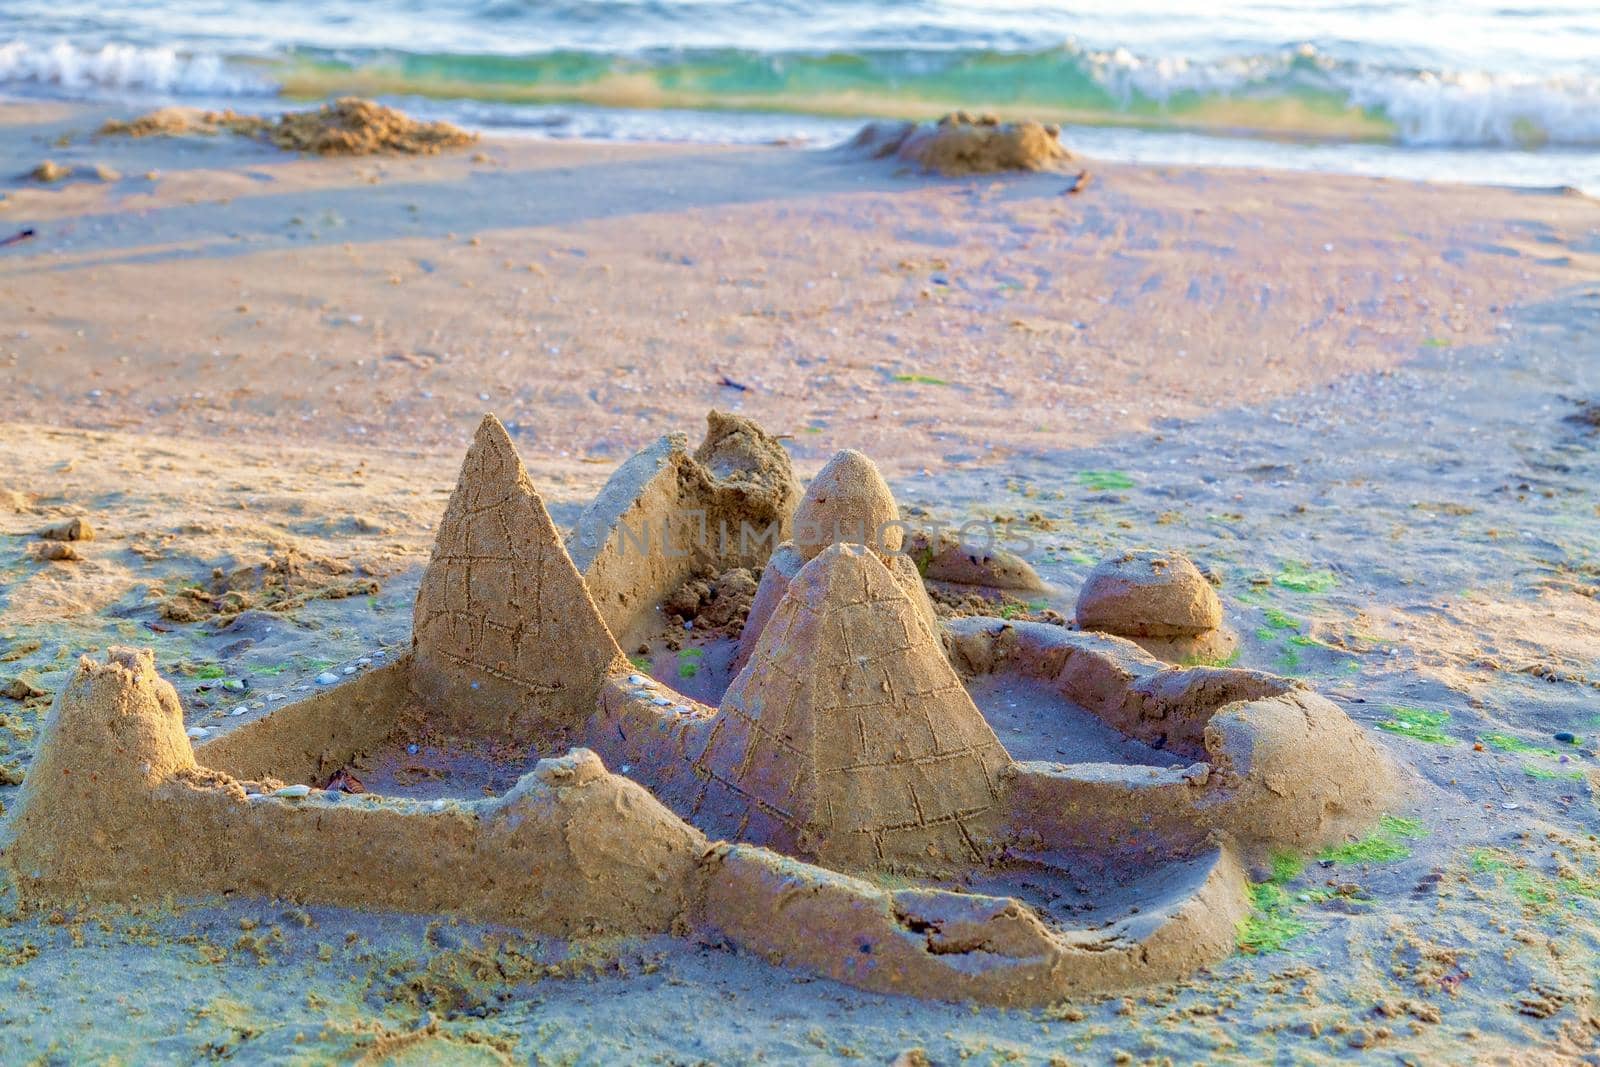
[3,98,1597,473]
[2,98,1600,1063]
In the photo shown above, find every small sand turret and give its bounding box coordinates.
[737,449,936,671]
[1075,549,1236,663]
[5,648,196,893]
[791,449,903,560]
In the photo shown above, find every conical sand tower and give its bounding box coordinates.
[5,647,198,894]
[693,543,1012,873]
[412,414,625,745]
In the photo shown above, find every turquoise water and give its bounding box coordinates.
[4,1,1600,186]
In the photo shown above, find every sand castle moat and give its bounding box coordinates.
[2,412,1399,1005]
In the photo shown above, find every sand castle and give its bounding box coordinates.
[3,412,1397,1005]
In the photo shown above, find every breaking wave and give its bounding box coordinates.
[4,38,1600,149]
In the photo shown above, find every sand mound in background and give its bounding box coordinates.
[101,98,476,157]
[100,107,264,140]
[845,112,1071,176]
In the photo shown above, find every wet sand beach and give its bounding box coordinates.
[1,99,1599,1063]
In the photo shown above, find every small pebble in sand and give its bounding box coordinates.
[222,679,246,691]
[652,696,672,707]
[266,693,285,702]
[251,701,266,710]
[315,672,339,685]
[185,726,208,739]
[429,800,447,812]
[1554,732,1577,744]
[274,784,312,799]
[28,160,71,183]
[407,743,420,755]
[38,517,95,542]
[627,674,649,686]
[342,665,356,675]
[356,658,371,667]
[230,707,248,716]
[372,649,386,658]
[674,705,693,716]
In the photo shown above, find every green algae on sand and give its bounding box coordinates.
[1377,705,1455,745]
[1075,470,1135,492]
[1237,852,1312,955]
[1319,814,1427,866]
[1274,561,1338,594]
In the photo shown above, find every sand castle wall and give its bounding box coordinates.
[943,618,1399,855]
[195,654,414,784]
[5,649,705,935]
[701,839,1250,1005]
[570,412,799,642]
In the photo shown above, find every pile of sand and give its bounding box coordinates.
[101,98,476,157]
[660,567,759,636]
[844,112,1071,176]
[26,160,71,183]
[158,548,378,623]
[99,107,265,140]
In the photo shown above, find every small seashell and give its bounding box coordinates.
[230,707,248,716]
[627,674,649,686]
[274,784,312,798]
[651,696,672,707]
[185,726,208,739]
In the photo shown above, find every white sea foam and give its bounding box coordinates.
[0,40,271,96]
[4,33,1600,151]
[1082,41,1600,148]
[1349,70,1600,148]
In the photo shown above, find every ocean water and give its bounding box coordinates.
[3,1,1599,189]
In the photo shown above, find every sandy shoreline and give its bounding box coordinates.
[2,99,1600,1064]
[3,99,1597,474]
